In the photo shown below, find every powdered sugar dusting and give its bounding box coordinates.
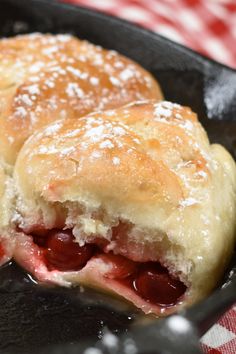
[45,80,55,88]
[99,140,114,149]
[37,145,58,154]
[60,146,76,156]
[155,105,172,118]
[179,197,199,207]
[43,121,63,135]
[91,151,102,159]
[154,101,181,121]
[16,94,33,107]
[110,76,121,86]
[25,84,40,95]
[182,120,194,131]
[113,127,126,136]
[66,66,88,80]
[84,125,105,143]
[15,106,27,118]
[29,61,44,74]
[197,170,208,178]
[90,76,99,85]
[153,101,196,135]
[120,67,134,81]
[42,46,58,56]
[112,157,120,165]
[57,34,71,42]
[66,82,84,98]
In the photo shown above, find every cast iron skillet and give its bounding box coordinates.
[0,1,235,353]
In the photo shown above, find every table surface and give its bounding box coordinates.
[63,1,236,353]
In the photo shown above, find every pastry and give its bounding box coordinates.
[0,33,162,165]
[12,100,236,315]
[0,32,162,268]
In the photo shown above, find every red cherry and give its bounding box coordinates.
[133,263,186,306]
[44,230,94,271]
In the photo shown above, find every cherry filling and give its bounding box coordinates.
[31,229,186,306]
[133,263,186,306]
[33,230,95,271]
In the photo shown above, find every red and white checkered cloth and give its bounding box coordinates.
[62,0,236,352]
[201,307,236,354]
[65,0,236,68]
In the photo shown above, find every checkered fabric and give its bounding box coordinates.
[62,1,236,352]
[201,307,236,354]
[65,0,236,69]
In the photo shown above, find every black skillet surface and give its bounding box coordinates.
[0,1,235,353]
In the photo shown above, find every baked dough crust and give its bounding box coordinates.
[0,33,162,165]
[13,100,236,308]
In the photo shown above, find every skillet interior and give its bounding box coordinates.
[0,0,235,353]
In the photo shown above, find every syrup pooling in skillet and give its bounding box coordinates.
[31,228,186,306]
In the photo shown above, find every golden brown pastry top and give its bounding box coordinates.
[0,33,162,165]
[12,100,214,222]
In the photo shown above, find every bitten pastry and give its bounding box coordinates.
[12,101,236,315]
[0,33,162,165]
